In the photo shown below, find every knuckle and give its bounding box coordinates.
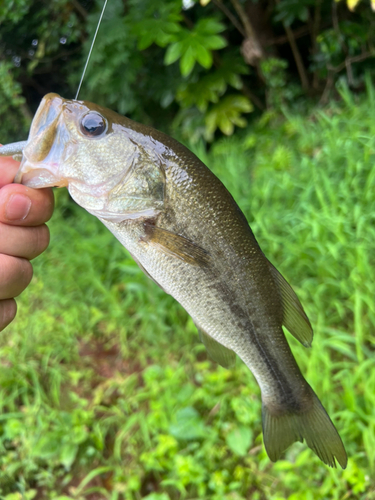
[13,259,33,297]
[0,255,12,286]
[20,259,33,289]
[30,188,54,224]
[0,255,33,298]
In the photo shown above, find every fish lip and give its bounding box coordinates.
[17,168,69,188]
[14,160,126,193]
[14,160,69,188]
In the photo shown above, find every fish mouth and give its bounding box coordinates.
[17,167,69,188]
[14,160,69,188]
[14,92,73,189]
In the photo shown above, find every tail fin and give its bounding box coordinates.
[262,391,347,468]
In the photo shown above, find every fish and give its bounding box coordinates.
[0,93,347,468]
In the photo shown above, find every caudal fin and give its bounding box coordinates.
[262,391,347,468]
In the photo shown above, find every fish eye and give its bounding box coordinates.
[80,111,107,137]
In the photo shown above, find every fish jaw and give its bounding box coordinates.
[15,93,76,189]
[16,168,69,188]
[67,182,163,222]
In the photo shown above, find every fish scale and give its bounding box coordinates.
[0,93,347,468]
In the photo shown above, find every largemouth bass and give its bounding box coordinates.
[0,93,347,468]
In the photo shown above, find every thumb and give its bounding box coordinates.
[0,147,21,187]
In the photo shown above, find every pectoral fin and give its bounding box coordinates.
[143,222,210,267]
[197,326,236,368]
[269,263,313,347]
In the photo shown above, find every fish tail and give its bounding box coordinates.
[262,389,347,468]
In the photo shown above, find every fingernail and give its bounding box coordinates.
[5,194,32,221]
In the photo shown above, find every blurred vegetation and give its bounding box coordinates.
[0,79,374,498]
[1,0,375,143]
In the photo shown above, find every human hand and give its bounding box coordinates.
[0,152,54,331]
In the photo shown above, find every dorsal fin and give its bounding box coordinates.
[196,325,236,368]
[269,263,313,347]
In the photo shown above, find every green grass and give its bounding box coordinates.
[1,81,375,499]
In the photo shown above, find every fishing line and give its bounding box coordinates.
[75,0,109,100]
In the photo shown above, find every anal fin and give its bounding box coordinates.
[269,262,313,347]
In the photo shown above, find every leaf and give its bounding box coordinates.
[143,494,170,500]
[205,95,253,139]
[226,426,253,457]
[60,443,78,469]
[176,53,248,111]
[169,407,207,440]
[195,45,213,68]
[31,434,61,459]
[177,77,223,111]
[138,31,156,50]
[195,18,226,35]
[163,17,226,76]
[164,42,183,65]
[205,34,227,50]
[135,17,182,50]
[180,45,196,76]
[274,0,313,26]
[74,466,113,496]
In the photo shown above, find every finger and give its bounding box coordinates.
[0,223,50,260]
[0,254,33,299]
[0,154,20,188]
[0,298,17,332]
[0,184,54,226]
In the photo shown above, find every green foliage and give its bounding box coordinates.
[164,18,227,76]
[0,0,83,141]
[77,0,234,137]
[274,0,314,26]
[132,6,182,50]
[0,0,30,23]
[225,426,253,457]
[176,54,248,112]
[205,94,253,139]
[2,0,375,143]
[0,83,375,498]
[0,61,30,144]
[260,58,302,110]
